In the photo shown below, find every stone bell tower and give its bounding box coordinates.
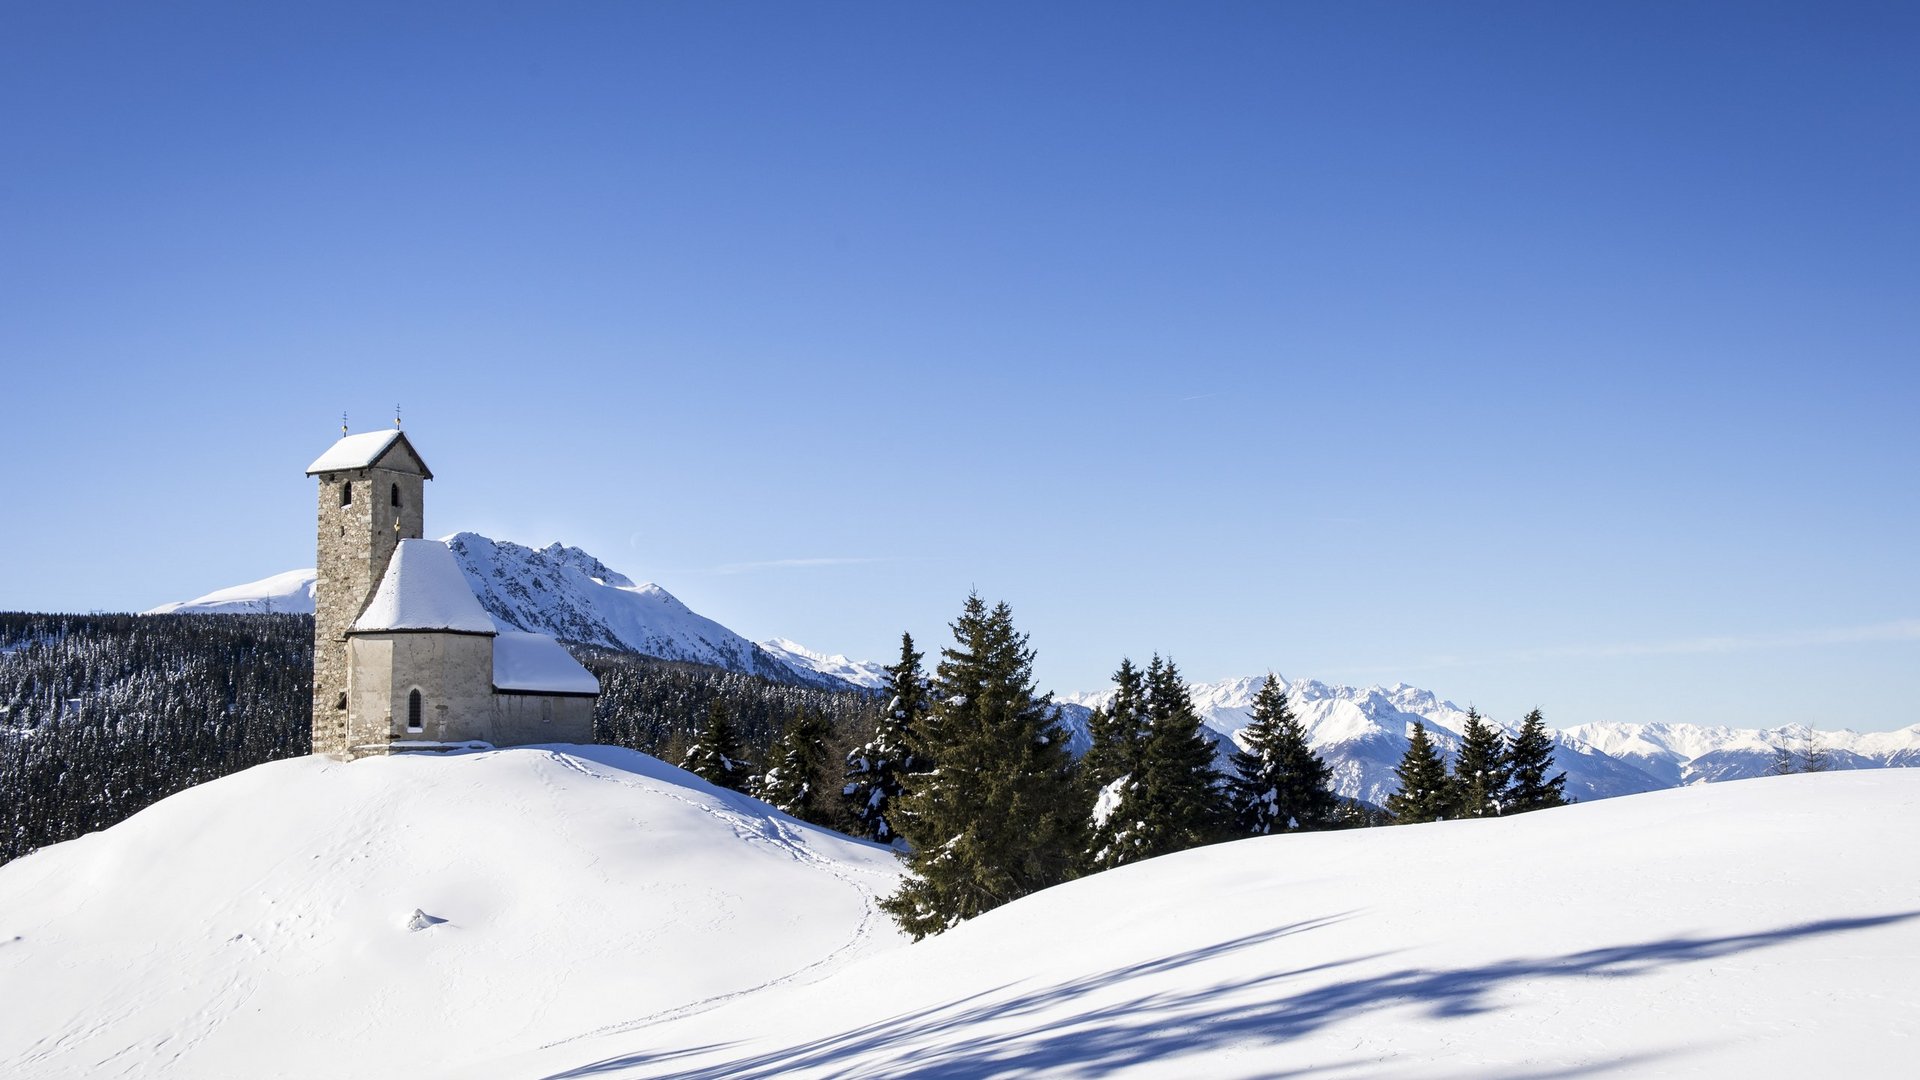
[304,426,431,757]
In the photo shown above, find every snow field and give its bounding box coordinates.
[501,769,1920,1079]
[0,746,904,1079]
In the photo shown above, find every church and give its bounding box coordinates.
[305,427,598,759]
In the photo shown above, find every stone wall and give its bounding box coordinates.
[345,630,495,755]
[491,692,596,746]
[310,459,425,757]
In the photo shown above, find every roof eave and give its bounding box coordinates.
[303,430,434,479]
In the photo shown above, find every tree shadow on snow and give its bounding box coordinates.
[543,909,1917,1080]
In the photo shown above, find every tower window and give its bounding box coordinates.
[391,483,400,508]
[336,692,347,710]
[407,689,423,732]
[340,481,353,506]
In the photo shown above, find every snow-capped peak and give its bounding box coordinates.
[146,533,858,690]
[759,638,891,690]
[1062,670,1920,808]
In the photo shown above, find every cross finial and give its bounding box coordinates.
[394,404,403,429]
[340,412,349,436]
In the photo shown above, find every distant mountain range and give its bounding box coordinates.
[1061,677,1920,807]
[150,536,1920,805]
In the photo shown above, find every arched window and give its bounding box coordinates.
[340,481,353,506]
[390,483,401,508]
[407,689,423,731]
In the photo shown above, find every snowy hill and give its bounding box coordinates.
[1062,675,1920,806]
[145,567,317,615]
[5,750,1916,1076]
[488,769,1920,1078]
[0,746,903,1079]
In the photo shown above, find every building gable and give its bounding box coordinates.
[306,429,434,479]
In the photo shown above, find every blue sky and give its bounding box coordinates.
[2,2,1914,730]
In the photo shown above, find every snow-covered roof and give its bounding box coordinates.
[305,429,432,477]
[351,540,497,634]
[493,631,601,696]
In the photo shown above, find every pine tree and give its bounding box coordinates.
[681,701,750,792]
[1386,721,1452,823]
[880,594,1082,939]
[1090,655,1228,868]
[1450,706,1510,819]
[842,633,929,844]
[1078,657,1150,868]
[1227,673,1339,834]
[1080,657,1148,797]
[754,707,835,819]
[1504,708,1568,812]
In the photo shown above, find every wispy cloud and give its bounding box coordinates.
[703,556,900,576]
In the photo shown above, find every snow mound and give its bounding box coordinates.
[0,746,903,1079]
[503,770,1920,1078]
[405,908,447,932]
[145,567,318,615]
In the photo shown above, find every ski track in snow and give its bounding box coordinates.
[532,751,892,1047]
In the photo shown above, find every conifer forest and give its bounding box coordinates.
[0,614,884,867]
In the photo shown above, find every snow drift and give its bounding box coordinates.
[497,769,1920,1078]
[0,746,903,1079]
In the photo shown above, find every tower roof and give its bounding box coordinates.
[305,429,433,478]
[350,539,496,634]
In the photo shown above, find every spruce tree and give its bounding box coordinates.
[1504,708,1568,812]
[1078,657,1150,868]
[880,595,1081,939]
[1090,655,1228,868]
[754,707,835,820]
[1227,673,1339,834]
[1081,657,1148,797]
[842,633,929,844]
[1385,721,1452,823]
[1450,706,1510,819]
[681,700,750,792]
